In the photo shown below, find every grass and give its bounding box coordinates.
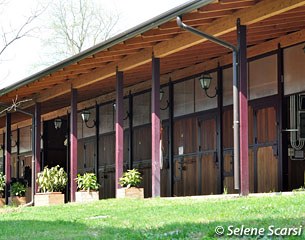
[0,193,305,239]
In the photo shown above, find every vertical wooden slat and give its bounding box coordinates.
[70,89,78,202]
[115,70,124,193]
[152,57,161,197]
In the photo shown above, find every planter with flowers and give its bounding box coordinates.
[10,181,27,206]
[117,169,144,199]
[35,165,68,206]
[0,173,5,206]
[75,173,100,203]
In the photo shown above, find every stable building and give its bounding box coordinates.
[1,0,305,204]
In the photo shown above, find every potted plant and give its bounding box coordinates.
[10,181,27,206]
[75,173,100,203]
[0,172,5,206]
[117,169,144,199]
[35,165,68,206]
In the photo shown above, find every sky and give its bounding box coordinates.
[0,0,187,90]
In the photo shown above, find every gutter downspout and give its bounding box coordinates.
[176,17,240,190]
[0,105,35,206]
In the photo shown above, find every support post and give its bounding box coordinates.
[35,102,41,193]
[217,67,224,194]
[95,104,100,182]
[70,89,78,202]
[168,81,174,197]
[115,70,124,194]
[277,44,286,191]
[5,112,11,205]
[128,91,133,170]
[152,57,161,197]
[238,19,249,196]
[2,133,4,175]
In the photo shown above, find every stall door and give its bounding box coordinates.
[254,106,278,192]
[197,116,219,195]
[173,118,197,196]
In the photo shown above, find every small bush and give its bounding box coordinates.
[75,173,99,192]
[119,169,142,188]
[11,182,26,197]
[0,172,5,198]
[37,165,68,193]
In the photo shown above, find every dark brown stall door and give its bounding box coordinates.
[173,118,198,196]
[198,116,219,195]
[254,106,279,193]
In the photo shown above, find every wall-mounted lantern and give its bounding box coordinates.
[81,109,96,128]
[54,118,62,130]
[160,88,169,110]
[198,74,218,98]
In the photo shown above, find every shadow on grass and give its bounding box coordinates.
[0,217,304,239]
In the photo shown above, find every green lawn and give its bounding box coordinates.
[0,193,304,239]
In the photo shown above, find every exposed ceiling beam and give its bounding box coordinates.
[29,0,305,105]
[2,27,305,132]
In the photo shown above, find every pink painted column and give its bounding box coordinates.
[35,102,41,193]
[238,20,249,196]
[152,57,160,197]
[5,112,11,205]
[115,70,124,194]
[70,88,78,202]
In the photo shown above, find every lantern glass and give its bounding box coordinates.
[54,118,62,129]
[199,74,212,90]
[81,110,90,122]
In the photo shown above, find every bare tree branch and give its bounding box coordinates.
[0,2,45,58]
[42,0,119,61]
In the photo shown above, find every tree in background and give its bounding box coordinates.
[0,0,44,81]
[43,0,119,61]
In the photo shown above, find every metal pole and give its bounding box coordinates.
[233,51,240,190]
[176,16,240,190]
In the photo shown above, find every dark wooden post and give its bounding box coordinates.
[217,67,224,194]
[238,19,249,196]
[35,102,41,193]
[128,91,133,170]
[115,70,124,194]
[70,89,78,202]
[5,112,11,205]
[152,57,161,197]
[95,104,100,182]
[168,81,174,197]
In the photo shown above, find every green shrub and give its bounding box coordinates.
[119,169,142,188]
[75,173,99,192]
[11,182,26,197]
[37,165,68,193]
[0,172,5,198]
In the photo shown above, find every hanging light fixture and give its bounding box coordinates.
[81,109,90,122]
[54,118,62,129]
[160,89,165,101]
[198,73,218,98]
[81,109,96,128]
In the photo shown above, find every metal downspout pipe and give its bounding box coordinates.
[176,17,240,190]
